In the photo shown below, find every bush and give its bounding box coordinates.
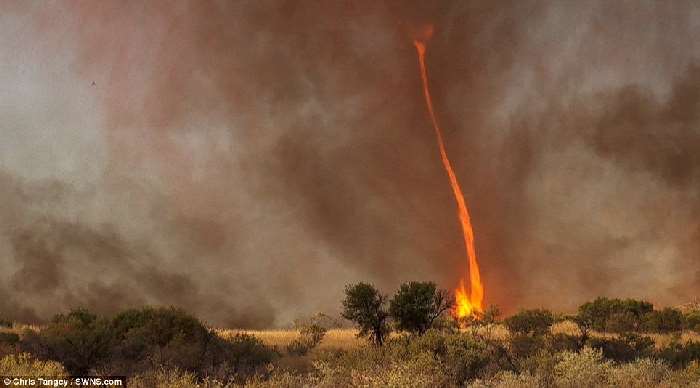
[341,283,390,346]
[107,307,214,374]
[109,308,274,380]
[352,353,448,387]
[516,350,558,385]
[128,367,200,388]
[389,281,452,335]
[473,352,700,388]
[442,333,512,384]
[286,324,326,356]
[657,341,700,368]
[577,297,653,332]
[313,329,511,386]
[510,334,545,359]
[0,318,12,328]
[546,333,582,353]
[29,308,112,375]
[553,347,611,387]
[586,333,654,362]
[605,311,640,333]
[0,353,67,377]
[310,346,448,388]
[685,311,700,332]
[607,358,672,388]
[642,308,684,333]
[504,309,554,336]
[0,332,20,346]
[207,332,276,382]
[397,329,513,383]
[22,307,276,381]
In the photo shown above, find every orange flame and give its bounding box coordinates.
[413,36,484,319]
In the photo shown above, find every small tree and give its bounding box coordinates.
[389,281,453,335]
[341,283,390,346]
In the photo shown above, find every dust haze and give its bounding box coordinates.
[1,1,698,327]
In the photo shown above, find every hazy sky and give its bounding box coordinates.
[1,1,699,327]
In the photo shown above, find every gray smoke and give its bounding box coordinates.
[0,1,698,326]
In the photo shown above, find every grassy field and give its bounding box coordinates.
[216,328,364,350]
[214,321,700,351]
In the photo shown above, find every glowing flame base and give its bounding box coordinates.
[413,38,484,319]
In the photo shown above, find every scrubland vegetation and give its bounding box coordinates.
[2,284,700,387]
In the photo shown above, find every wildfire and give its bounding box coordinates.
[413,32,484,319]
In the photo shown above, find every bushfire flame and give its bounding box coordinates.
[413,36,484,319]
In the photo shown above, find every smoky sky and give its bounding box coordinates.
[0,1,699,327]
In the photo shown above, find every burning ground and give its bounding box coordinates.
[0,1,699,327]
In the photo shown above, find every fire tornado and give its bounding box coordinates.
[413,35,484,318]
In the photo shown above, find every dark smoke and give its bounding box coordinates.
[0,1,698,326]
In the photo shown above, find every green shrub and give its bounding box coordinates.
[394,329,513,383]
[684,311,700,331]
[553,347,611,387]
[110,308,274,380]
[607,358,672,388]
[223,333,277,380]
[0,332,20,345]
[0,353,67,377]
[605,311,639,333]
[516,350,558,385]
[30,308,112,375]
[510,334,545,359]
[504,309,554,336]
[389,281,452,335]
[473,353,700,388]
[442,333,512,384]
[657,341,700,368]
[577,297,653,332]
[107,307,213,374]
[22,307,276,381]
[586,333,654,362]
[313,329,511,386]
[642,308,684,333]
[352,353,447,387]
[546,333,582,353]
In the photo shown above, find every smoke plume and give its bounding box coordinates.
[1,1,698,326]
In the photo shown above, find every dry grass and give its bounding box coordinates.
[217,322,700,351]
[647,331,700,348]
[226,325,511,350]
[0,323,41,336]
[551,320,582,336]
[464,323,510,340]
[215,328,363,350]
